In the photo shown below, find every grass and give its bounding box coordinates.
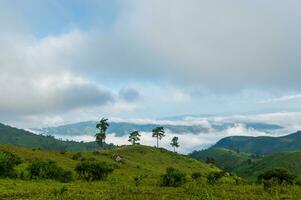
[1,144,301,199]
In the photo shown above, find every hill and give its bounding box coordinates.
[213,131,301,155]
[233,151,301,181]
[1,144,301,199]
[0,144,219,199]
[0,123,104,151]
[189,147,260,171]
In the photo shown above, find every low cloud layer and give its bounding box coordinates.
[48,112,301,154]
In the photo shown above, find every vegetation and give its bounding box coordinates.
[95,118,109,147]
[258,168,296,185]
[75,159,114,181]
[27,159,73,182]
[213,130,301,155]
[170,136,179,152]
[2,119,301,199]
[231,151,301,181]
[128,131,141,145]
[0,150,21,178]
[0,144,301,199]
[152,126,165,148]
[190,147,257,171]
[160,167,186,187]
[0,123,103,151]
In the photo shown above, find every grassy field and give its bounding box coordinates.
[1,144,301,199]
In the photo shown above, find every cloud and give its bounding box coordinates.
[119,88,140,102]
[259,94,301,104]
[41,111,301,153]
[0,72,113,115]
[51,124,270,154]
[3,1,300,92]
[1,1,301,127]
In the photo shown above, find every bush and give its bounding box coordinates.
[59,170,74,183]
[75,159,114,181]
[52,186,68,197]
[191,172,204,180]
[207,171,225,184]
[160,167,186,187]
[71,152,82,160]
[0,151,22,178]
[27,159,73,182]
[133,175,142,186]
[206,157,215,164]
[258,168,296,185]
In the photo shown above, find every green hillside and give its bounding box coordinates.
[213,131,301,155]
[0,144,220,200]
[0,145,301,200]
[189,147,260,171]
[0,123,103,151]
[1,144,301,199]
[233,151,301,181]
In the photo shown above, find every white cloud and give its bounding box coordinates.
[259,94,301,104]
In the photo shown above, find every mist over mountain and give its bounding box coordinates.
[34,120,282,137]
[31,114,286,153]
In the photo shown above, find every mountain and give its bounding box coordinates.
[0,123,105,151]
[213,131,301,155]
[33,120,283,137]
[189,147,261,171]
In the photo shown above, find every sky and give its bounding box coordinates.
[1,0,301,129]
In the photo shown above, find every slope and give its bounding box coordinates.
[0,123,102,151]
[189,147,259,171]
[233,150,301,181]
[213,131,301,155]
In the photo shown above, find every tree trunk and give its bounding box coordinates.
[157,137,159,148]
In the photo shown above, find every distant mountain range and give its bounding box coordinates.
[0,123,107,151]
[33,120,283,137]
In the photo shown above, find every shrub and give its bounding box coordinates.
[75,159,114,181]
[160,167,186,187]
[206,157,215,164]
[133,175,142,186]
[191,172,204,180]
[52,186,68,197]
[59,170,74,183]
[0,151,22,178]
[71,152,82,160]
[207,171,225,184]
[27,159,73,182]
[258,168,296,185]
[60,150,66,155]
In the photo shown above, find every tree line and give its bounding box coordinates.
[95,118,180,152]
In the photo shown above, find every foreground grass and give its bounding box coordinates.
[0,144,301,199]
[1,179,301,200]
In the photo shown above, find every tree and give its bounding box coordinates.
[258,168,296,185]
[170,136,179,152]
[95,118,109,147]
[128,131,141,145]
[152,126,165,148]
